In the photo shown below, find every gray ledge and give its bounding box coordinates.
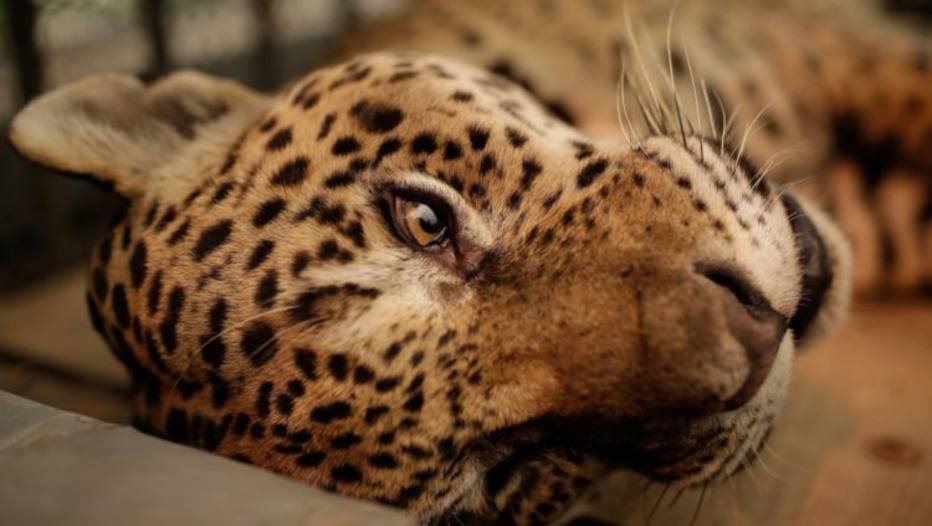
[0,391,414,526]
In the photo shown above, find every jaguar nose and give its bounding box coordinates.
[697,266,788,410]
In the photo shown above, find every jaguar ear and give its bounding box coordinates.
[8,70,270,198]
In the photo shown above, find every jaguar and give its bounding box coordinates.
[5,1,876,523]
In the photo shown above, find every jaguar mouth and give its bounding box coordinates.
[474,405,779,493]
[472,327,793,494]
[613,412,778,486]
[428,402,780,525]
[441,342,793,523]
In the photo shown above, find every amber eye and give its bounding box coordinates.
[391,195,451,250]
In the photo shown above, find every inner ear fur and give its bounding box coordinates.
[8,70,270,198]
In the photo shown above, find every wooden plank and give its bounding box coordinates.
[0,354,130,424]
[789,302,932,526]
[0,268,127,388]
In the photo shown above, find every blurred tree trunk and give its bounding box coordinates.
[141,0,169,78]
[252,0,280,89]
[5,0,42,103]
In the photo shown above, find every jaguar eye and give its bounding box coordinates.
[391,195,451,250]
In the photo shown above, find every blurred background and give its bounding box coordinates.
[0,1,930,525]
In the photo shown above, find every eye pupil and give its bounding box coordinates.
[417,207,442,234]
[396,197,449,249]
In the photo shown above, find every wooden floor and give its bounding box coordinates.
[1,270,930,525]
[787,302,931,526]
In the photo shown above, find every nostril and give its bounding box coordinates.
[697,267,763,311]
[696,265,789,409]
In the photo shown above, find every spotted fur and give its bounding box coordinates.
[332,0,932,296]
[10,49,850,525]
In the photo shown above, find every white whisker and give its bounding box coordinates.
[198,304,296,352]
[619,61,644,150]
[766,174,814,209]
[736,102,774,164]
[665,0,689,147]
[624,6,668,135]
[639,20,678,134]
[683,44,705,161]
[720,100,743,158]
[701,78,718,141]
[635,89,663,135]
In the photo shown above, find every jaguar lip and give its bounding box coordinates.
[473,414,738,486]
